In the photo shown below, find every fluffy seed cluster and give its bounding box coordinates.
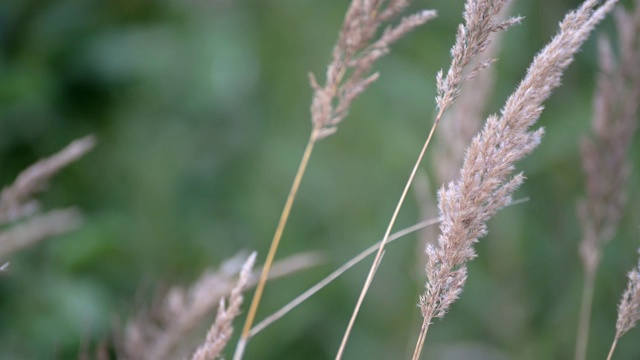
[420,0,619,322]
[309,0,436,140]
[435,0,522,113]
[191,252,256,360]
[615,249,640,341]
[123,253,254,360]
[0,135,95,225]
[0,136,94,264]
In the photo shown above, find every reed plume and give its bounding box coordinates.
[123,253,254,360]
[416,2,513,262]
[414,1,618,358]
[0,135,95,265]
[433,3,512,185]
[0,135,95,225]
[607,248,640,360]
[121,252,320,360]
[0,208,83,259]
[190,252,256,360]
[310,2,437,140]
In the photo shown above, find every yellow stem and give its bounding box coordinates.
[234,131,318,360]
[249,217,442,338]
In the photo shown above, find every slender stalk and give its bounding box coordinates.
[335,108,444,360]
[235,131,318,360]
[606,337,618,360]
[235,4,436,355]
[411,315,432,360]
[249,197,527,339]
[250,217,442,337]
[575,267,597,360]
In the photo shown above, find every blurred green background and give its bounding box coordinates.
[1,0,639,359]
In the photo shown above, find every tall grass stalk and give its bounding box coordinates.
[336,1,520,358]
[234,2,435,358]
[249,217,441,338]
[248,198,527,338]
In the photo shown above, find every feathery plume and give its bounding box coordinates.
[616,253,640,341]
[121,252,321,360]
[435,0,522,114]
[123,253,252,360]
[607,248,640,360]
[418,2,514,264]
[414,1,618,358]
[0,208,83,259]
[310,1,436,140]
[191,252,256,360]
[0,135,94,261]
[0,135,95,225]
[433,1,513,184]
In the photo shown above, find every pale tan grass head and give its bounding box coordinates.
[435,0,522,114]
[309,0,436,140]
[190,252,256,360]
[416,2,515,263]
[0,208,83,259]
[122,252,253,360]
[410,2,525,358]
[615,250,640,341]
[121,252,321,360]
[420,0,619,323]
[0,135,94,263]
[0,135,95,225]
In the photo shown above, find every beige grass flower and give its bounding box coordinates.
[414,1,618,358]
